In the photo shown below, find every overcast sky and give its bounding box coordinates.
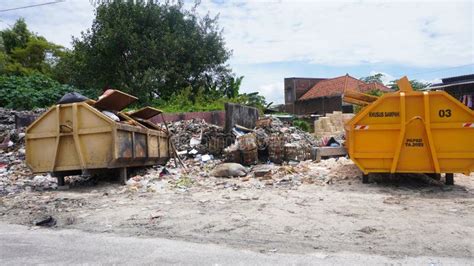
[1,0,473,104]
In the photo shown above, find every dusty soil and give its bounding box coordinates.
[1,173,473,258]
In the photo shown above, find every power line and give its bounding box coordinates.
[0,0,65,13]
[405,63,474,77]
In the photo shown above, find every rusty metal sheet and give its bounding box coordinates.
[128,106,162,120]
[94,90,137,111]
[134,133,147,158]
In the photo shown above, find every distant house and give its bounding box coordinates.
[427,74,474,109]
[284,74,391,115]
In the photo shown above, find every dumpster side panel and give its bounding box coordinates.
[53,104,114,171]
[134,133,147,158]
[26,108,58,172]
[429,93,474,173]
[148,135,159,158]
[159,134,169,159]
[117,130,133,159]
[55,136,81,171]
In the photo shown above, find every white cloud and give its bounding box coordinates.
[0,0,95,48]
[2,1,471,66]
[197,0,473,67]
[255,82,282,104]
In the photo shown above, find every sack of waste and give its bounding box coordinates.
[210,163,248,178]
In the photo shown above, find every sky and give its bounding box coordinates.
[1,0,473,104]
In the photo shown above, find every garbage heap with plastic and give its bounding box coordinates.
[165,116,321,166]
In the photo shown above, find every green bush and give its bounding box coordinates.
[0,73,79,110]
[152,87,227,113]
[293,119,311,132]
[151,87,269,114]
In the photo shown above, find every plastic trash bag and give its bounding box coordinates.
[57,92,89,104]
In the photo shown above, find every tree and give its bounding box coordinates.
[63,1,234,103]
[388,79,430,91]
[360,73,384,83]
[6,36,64,76]
[0,36,7,73]
[1,18,30,54]
[0,19,65,77]
[235,92,267,110]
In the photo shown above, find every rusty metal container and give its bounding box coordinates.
[26,91,169,184]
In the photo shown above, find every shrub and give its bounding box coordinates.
[0,73,79,110]
[293,119,311,132]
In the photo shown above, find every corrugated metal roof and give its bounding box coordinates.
[427,80,474,90]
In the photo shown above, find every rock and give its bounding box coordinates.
[358,226,377,234]
[239,194,250,200]
[210,163,248,177]
[252,165,274,177]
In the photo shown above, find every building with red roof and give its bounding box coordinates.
[284,74,391,115]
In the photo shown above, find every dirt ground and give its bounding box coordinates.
[0,172,473,259]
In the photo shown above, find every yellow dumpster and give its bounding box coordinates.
[345,77,474,184]
[25,90,170,185]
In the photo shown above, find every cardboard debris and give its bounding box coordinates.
[128,106,163,120]
[94,89,138,111]
[314,111,354,145]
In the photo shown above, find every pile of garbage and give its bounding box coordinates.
[0,108,58,195]
[165,119,235,156]
[0,108,43,149]
[164,116,320,165]
[124,157,362,193]
[225,117,319,164]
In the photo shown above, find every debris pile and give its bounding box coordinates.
[165,119,235,156]
[163,117,320,165]
[0,108,43,149]
[123,157,361,193]
[313,111,354,145]
[225,116,319,164]
[0,108,56,195]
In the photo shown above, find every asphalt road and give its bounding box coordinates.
[0,223,471,265]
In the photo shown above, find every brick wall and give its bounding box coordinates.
[284,78,325,107]
[294,96,342,115]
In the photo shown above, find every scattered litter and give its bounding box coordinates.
[34,216,57,227]
[201,154,212,162]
